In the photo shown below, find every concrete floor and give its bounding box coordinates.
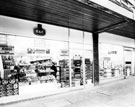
[1,76,135,107]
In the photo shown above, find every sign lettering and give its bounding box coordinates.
[33,24,46,36]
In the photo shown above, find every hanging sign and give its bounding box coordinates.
[33,24,46,36]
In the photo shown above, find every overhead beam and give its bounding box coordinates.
[94,20,131,33]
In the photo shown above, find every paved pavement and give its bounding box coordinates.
[1,76,135,107]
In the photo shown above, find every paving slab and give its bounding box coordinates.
[45,99,71,107]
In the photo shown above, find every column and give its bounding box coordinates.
[92,33,99,86]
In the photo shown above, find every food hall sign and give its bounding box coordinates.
[33,24,46,36]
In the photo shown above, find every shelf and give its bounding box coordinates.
[30,59,50,63]
[19,64,31,66]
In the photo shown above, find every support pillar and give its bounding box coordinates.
[92,33,99,86]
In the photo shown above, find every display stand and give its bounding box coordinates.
[59,59,69,87]
[73,55,82,79]
[30,59,61,83]
[72,55,82,87]
[85,58,93,80]
[0,44,19,97]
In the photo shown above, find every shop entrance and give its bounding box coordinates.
[124,49,133,76]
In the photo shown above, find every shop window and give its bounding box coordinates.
[99,43,124,79]
[84,32,93,45]
[70,43,83,50]
[13,37,34,56]
[69,29,83,43]
[84,44,93,51]
[6,37,70,89]
[45,24,68,41]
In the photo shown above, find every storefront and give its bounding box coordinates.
[0,15,135,102]
[0,16,93,99]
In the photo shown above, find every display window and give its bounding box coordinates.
[1,35,70,91]
[99,43,124,79]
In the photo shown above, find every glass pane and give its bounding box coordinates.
[99,43,124,79]
[45,24,68,41]
[70,29,83,43]
[84,32,93,45]
[70,49,83,87]
[45,40,70,88]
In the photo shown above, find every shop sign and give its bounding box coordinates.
[60,50,69,56]
[35,49,46,54]
[33,24,46,36]
[0,45,14,54]
[27,48,50,54]
[108,51,117,54]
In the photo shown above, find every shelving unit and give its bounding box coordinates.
[0,44,14,79]
[59,59,69,87]
[85,58,93,80]
[30,59,61,83]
